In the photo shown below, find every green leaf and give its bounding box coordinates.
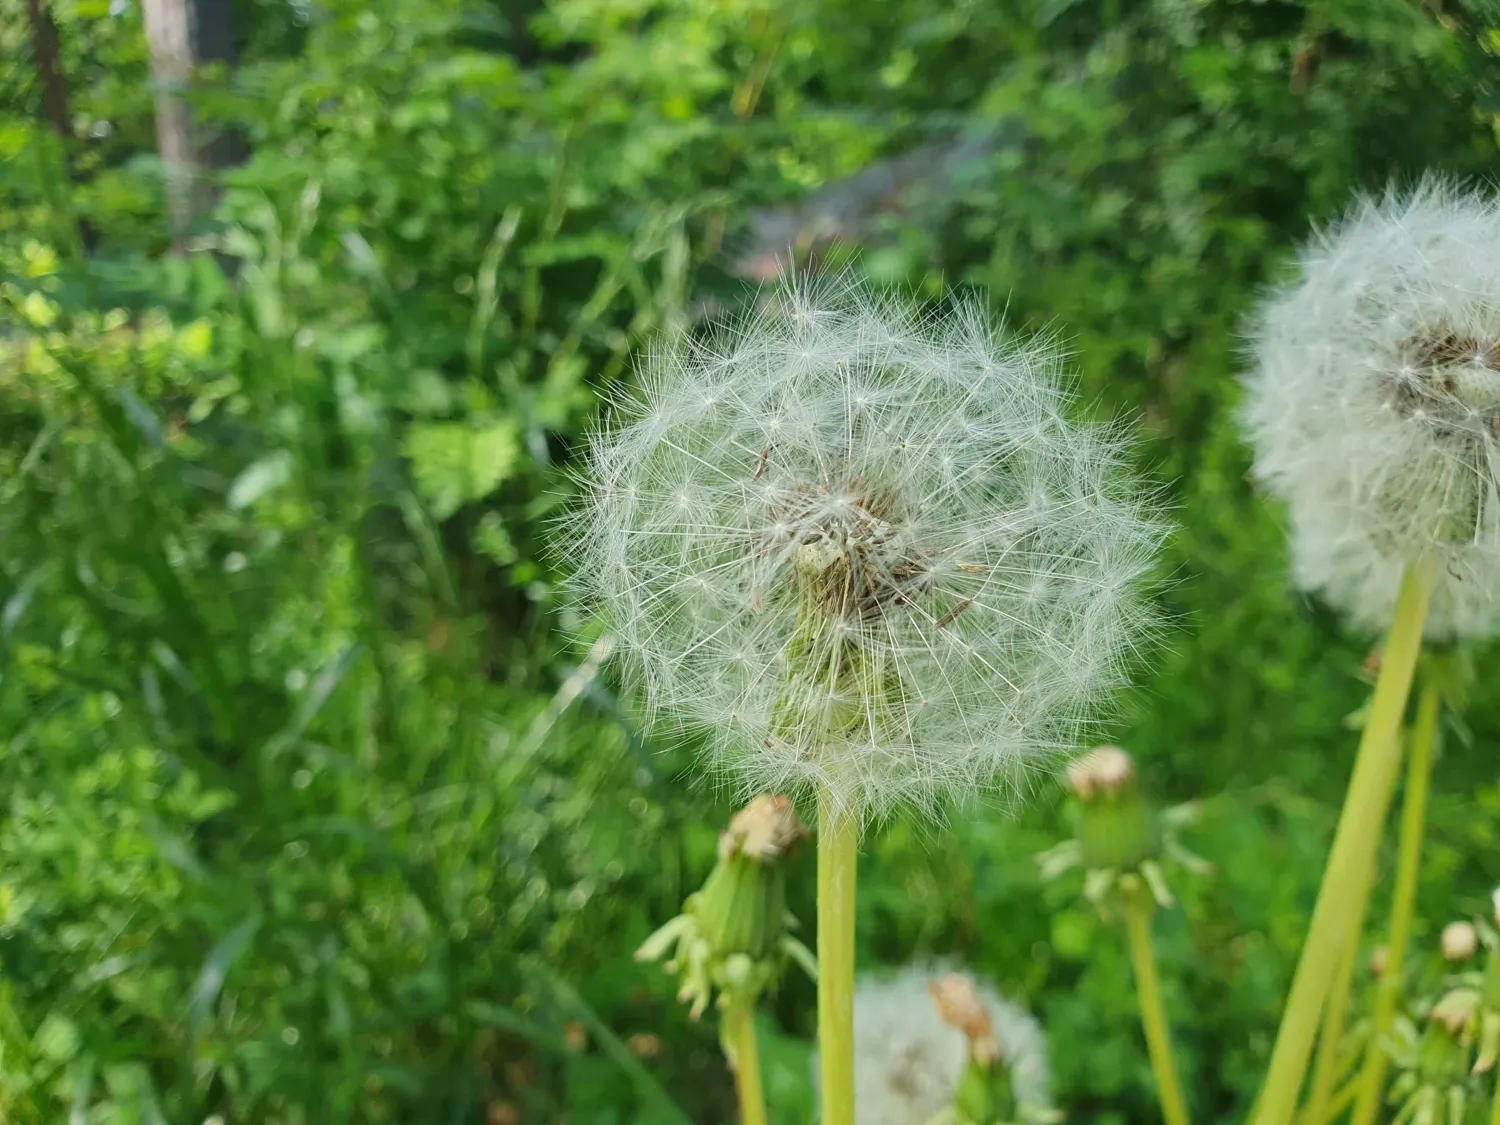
[34,1012,81,1064]
[404,419,523,520]
[227,450,295,510]
[186,913,262,1037]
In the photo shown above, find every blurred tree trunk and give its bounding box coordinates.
[26,0,101,251]
[25,0,71,140]
[142,0,238,251]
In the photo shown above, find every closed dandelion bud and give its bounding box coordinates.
[1442,922,1479,964]
[696,795,805,960]
[1429,989,1480,1039]
[1067,746,1159,873]
[1387,997,1481,1125]
[566,270,1167,823]
[1038,745,1209,910]
[635,795,815,1018]
[927,974,1033,1125]
[1241,179,1500,638]
[929,974,1003,1066]
[1065,744,1135,801]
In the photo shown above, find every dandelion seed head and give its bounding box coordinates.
[845,965,1053,1125]
[565,271,1166,821]
[1241,178,1500,638]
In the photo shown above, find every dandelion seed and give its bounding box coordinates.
[564,270,1166,822]
[1241,178,1500,637]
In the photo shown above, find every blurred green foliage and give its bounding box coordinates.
[4,0,1500,1120]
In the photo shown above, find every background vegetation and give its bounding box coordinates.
[3,0,1500,1120]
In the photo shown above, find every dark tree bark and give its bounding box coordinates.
[24,0,71,141]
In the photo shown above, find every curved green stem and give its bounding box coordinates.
[818,795,858,1125]
[723,1005,768,1125]
[1123,880,1192,1125]
[1252,559,1435,1125]
[1349,674,1442,1125]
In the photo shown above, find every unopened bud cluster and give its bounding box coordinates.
[1385,896,1500,1122]
[635,795,815,1018]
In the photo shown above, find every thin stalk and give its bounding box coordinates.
[1348,675,1442,1125]
[723,1005,768,1125]
[817,795,858,1125]
[1122,880,1193,1125]
[1251,558,1435,1125]
[1301,939,1358,1125]
[1492,1074,1500,1125]
[1326,1079,1358,1123]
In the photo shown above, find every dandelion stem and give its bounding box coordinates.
[1300,940,1357,1125]
[817,794,858,1125]
[723,1004,768,1125]
[1325,1078,1359,1123]
[1122,879,1192,1125]
[1348,672,1442,1125]
[1491,1071,1500,1125]
[1252,558,1435,1125]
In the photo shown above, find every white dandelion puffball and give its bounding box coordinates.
[567,271,1165,821]
[849,965,1053,1125]
[1242,180,1500,638]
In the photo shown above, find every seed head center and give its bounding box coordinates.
[1385,325,1500,438]
[758,480,929,622]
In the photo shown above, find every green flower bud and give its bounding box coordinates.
[636,795,815,1018]
[1067,747,1161,873]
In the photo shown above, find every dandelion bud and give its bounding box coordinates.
[1037,746,1208,909]
[1065,745,1135,802]
[1241,180,1500,638]
[635,795,815,1018]
[928,974,1002,1066]
[567,270,1167,822]
[720,793,807,862]
[1070,746,1159,876]
[1429,988,1480,1037]
[1442,921,1479,963]
[1389,994,1482,1124]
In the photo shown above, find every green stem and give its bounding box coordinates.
[724,1005,768,1125]
[1326,1078,1358,1123]
[1252,558,1435,1125]
[1301,939,1357,1125]
[1492,1071,1500,1125]
[1123,880,1192,1125]
[818,795,858,1125]
[1348,674,1442,1125]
